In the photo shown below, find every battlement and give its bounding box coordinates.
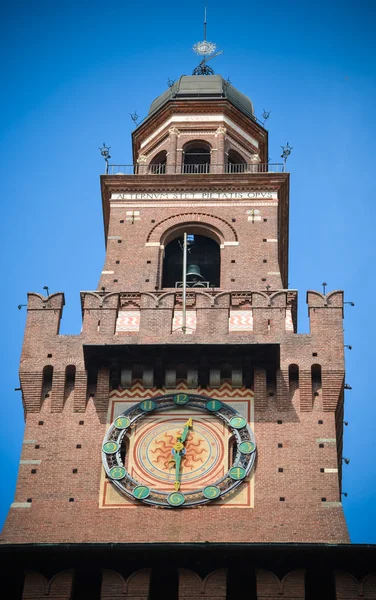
[18,288,344,415]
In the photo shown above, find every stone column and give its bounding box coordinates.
[166,127,179,174]
[137,154,148,174]
[214,126,226,173]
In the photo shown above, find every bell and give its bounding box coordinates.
[186,264,204,280]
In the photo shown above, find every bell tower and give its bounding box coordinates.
[3,41,375,600]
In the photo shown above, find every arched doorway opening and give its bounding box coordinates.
[162,234,220,288]
[182,141,211,174]
[149,150,167,174]
[227,149,247,173]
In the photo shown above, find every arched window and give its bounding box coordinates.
[149,151,166,174]
[182,141,211,174]
[227,149,247,173]
[42,365,53,399]
[162,233,220,288]
[64,365,76,402]
[311,364,322,400]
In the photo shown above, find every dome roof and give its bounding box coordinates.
[147,75,255,121]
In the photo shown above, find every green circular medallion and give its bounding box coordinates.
[114,416,130,429]
[103,441,119,454]
[173,393,189,406]
[133,485,151,500]
[139,400,156,412]
[109,466,126,480]
[229,466,246,480]
[167,492,185,507]
[203,486,221,500]
[239,441,255,454]
[205,399,222,412]
[230,416,247,429]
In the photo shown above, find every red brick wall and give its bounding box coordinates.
[256,569,305,599]
[22,570,73,599]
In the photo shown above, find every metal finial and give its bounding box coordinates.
[322,282,327,294]
[99,143,111,174]
[129,112,139,125]
[262,109,271,125]
[281,142,293,170]
[167,78,176,88]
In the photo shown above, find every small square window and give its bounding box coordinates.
[321,497,327,502]
[120,219,124,223]
[232,218,236,222]
[231,260,235,264]
[47,353,52,358]
[318,420,323,424]
[312,352,318,357]
[145,279,150,282]
[269,392,274,397]
[147,260,151,264]
[263,238,267,242]
[116,260,120,264]
[151,219,155,223]
[76,444,82,449]
[231,278,235,282]
[27,498,32,503]
[278,467,284,473]
[113,279,118,283]
[263,259,267,263]
[263,218,267,222]
[38,421,44,426]
[73,469,78,474]
[35,445,40,449]
[262,278,267,282]
[117,240,122,244]
[277,420,282,425]
[280,497,285,502]
[69,498,74,502]
[31,469,37,474]
[79,421,84,425]
[278,443,283,448]
[319,443,324,448]
[320,468,324,473]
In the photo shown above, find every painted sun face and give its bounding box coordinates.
[102,393,256,508]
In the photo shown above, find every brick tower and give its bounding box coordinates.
[1,72,375,599]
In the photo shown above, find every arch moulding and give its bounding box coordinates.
[147,212,238,245]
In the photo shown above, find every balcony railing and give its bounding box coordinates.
[105,163,286,175]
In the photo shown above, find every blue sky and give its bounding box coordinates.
[1,0,375,542]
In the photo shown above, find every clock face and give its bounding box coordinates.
[102,393,256,508]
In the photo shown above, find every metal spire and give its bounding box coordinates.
[192,8,223,76]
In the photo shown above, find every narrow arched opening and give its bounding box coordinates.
[64,365,76,402]
[42,365,53,399]
[182,141,211,174]
[162,233,220,288]
[312,364,322,404]
[227,149,247,173]
[149,150,167,174]
[288,364,299,401]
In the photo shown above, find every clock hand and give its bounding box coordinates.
[171,418,193,491]
[180,417,193,443]
[174,452,182,491]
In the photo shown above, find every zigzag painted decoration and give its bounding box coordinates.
[229,310,254,332]
[116,310,141,333]
[111,381,253,399]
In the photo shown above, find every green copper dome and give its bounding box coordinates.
[147,75,255,121]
